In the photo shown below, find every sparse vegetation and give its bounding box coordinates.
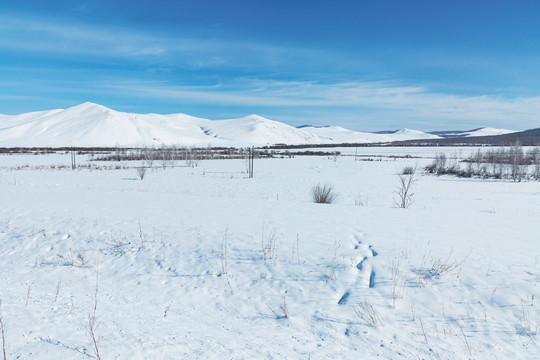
[395,167,416,208]
[261,223,278,260]
[426,145,540,181]
[354,302,383,326]
[402,166,415,175]
[311,183,337,204]
[136,166,147,180]
[267,297,289,319]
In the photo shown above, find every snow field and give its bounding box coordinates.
[0,148,539,359]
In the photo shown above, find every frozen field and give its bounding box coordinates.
[0,147,539,359]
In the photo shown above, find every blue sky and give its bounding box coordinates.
[1,0,539,131]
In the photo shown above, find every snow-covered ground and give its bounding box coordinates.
[0,147,539,359]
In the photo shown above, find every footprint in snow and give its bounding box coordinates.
[356,257,367,271]
[338,291,350,305]
[351,232,364,250]
[369,270,376,288]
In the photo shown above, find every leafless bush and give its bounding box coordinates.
[55,250,92,268]
[402,166,415,175]
[185,148,199,168]
[142,148,154,168]
[391,256,407,309]
[87,314,101,360]
[532,148,540,180]
[354,193,365,206]
[425,153,448,175]
[311,183,337,204]
[220,227,229,275]
[394,167,416,208]
[354,302,383,326]
[261,223,278,260]
[426,146,540,181]
[510,143,526,182]
[267,297,289,319]
[136,166,147,180]
[88,270,101,360]
[418,250,467,285]
[519,296,540,337]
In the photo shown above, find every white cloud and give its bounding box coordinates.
[104,79,540,128]
[1,14,539,130]
[0,14,331,71]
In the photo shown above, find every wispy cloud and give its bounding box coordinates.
[0,14,342,73]
[104,79,540,129]
[1,13,539,130]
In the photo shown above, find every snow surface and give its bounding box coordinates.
[0,103,441,147]
[0,148,539,359]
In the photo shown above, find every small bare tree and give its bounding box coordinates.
[136,166,147,180]
[511,142,525,182]
[143,148,154,169]
[395,167,416,208]
[533,148,540,180]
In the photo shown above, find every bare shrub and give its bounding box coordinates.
[87,314,101,360]
[55,250,92,268]
[519,297,540,337]
[354,193,365,206]
[185,147,199,168]
[510,143,526,182]
[311,184,337,204]
[267,297,289,319]
[142,148,154,168]
[88,270,101,360]
[261,223,278,260]
[136,166,147,180]
[354,302,383,326]
[533,148,540,180]
[426,153,447,175]
[402,166,415,175]
[391,256,407,309]
[417,250,467,285]
[394,167,416,208]
[220,227,229,275]
[428,146,540,181]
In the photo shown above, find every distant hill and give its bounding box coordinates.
[0,103,450,147]
[429,127,517,138]
[396,127,540,146]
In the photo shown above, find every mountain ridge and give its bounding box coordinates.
[0,102,516,147]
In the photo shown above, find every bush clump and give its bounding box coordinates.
[311,184,337,204]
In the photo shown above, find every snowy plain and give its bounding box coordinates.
[0,147,539,359]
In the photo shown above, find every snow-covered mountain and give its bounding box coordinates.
[296,125,441,144]
[0,102,443,147]
[430,127,517,138]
